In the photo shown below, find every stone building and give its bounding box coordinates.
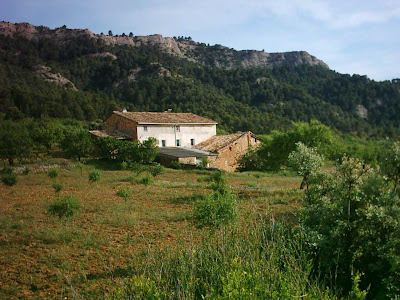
[194,132,261,171]
[94,110,260,171]
[103,110,217,147]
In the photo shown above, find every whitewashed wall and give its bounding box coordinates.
[137,124,216,147]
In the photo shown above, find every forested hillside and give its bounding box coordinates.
[1,22,399,136]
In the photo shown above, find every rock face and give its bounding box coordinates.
[0,21,329,70]
[35,65,77,90]
[355,104,368,119]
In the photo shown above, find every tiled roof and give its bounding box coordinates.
[113,111,217,124]
[194,132,254,153]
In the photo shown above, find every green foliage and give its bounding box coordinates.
[193,192,238,229]
[169,160,183,170]
[1,172,17,186]
[199,156,209,168]
[378,140,400,192]
[0,120,34,164]
[136,173,153,185]
[48,194,80,219]
[52,182,63,193]
[2,34,400,136]
[88,170,101,182]
[288,142,325,189]
[116,187,130,200]
[302,156,400,298]
[95,137,158,164]
[244,120,334,171]
[22,167,31,175]
[47,169,59,179]
[112,216,334,299]
[60,126,93,161]
[193,171,237,229]
[148,164,164,177]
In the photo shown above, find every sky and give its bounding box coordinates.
[1,0,399,81]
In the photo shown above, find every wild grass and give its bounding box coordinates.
[111,214,333,299]
[0,159,307,299]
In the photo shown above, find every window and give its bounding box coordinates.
[191,139,195,146]
[144,126,148,132]
[176,139,181,146]
[176,126,180,132]
[162,140,166,147]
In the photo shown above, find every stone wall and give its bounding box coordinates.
[208,133,260,171]
[103,114,137,139]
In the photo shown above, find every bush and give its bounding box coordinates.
[148,164,164,177]
[136,173,153,186]
[1,172,17,186]
[1,166,13,175]
[22,167,31,175]
[120,161,128,170]
[48,169,59,179]
[52,182,63,193]
[169,161,183,170]
[117,187,130,200]
[193,191,238,229]
[48,194,79,219]
[88,170,101,182]
[303,156,400,298]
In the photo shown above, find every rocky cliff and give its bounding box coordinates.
[0,21,329,69]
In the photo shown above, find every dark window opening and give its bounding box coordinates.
[162,140,166,147]
[191,139,195,146]
[176,139,181,146]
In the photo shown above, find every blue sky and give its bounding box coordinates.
[1,0,399,81]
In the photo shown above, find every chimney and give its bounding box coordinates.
[167,109,172,113]
[122,108,127,113]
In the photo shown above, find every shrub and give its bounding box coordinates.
[148,164,164,177]
[199,156,209,168]
[52,182,63,193]
[1,172,17,186]
[88,170,101,182]
[193,191,238,229]
[48,169,59,179]
[136,173,153,186]
[303,156,400,298]
[1,166,13,175]
[48,194,80,219]
[22,167,31,175]
[169,161,183,170]
[117,187,130,200]
[120,161,128,170]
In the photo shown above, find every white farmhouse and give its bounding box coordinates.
[102,110,217,148]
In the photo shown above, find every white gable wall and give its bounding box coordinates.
[137,124,216,148]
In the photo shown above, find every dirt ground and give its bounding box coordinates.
[0,162,302,299]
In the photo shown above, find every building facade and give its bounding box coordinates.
[103,111,217,148]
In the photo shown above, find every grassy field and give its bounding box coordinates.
[0,161,303,299]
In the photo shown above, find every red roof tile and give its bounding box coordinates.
[113,111,217,124]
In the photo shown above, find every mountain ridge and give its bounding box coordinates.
[0,21,329,70]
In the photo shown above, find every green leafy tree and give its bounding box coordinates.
[303,156,400,298]
[256,120,335,171]
[60,127,93,161]
[0,121,33,165]
[288,142,325,190]
[378,140,400,193]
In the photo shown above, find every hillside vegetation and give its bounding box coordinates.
[1,22,400,136]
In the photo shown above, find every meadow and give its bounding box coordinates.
[0,160,304,299]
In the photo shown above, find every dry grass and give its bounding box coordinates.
[0,162,303,299]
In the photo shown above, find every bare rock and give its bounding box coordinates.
[35,65,77,90]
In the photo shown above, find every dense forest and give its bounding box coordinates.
[1,27,400,136]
